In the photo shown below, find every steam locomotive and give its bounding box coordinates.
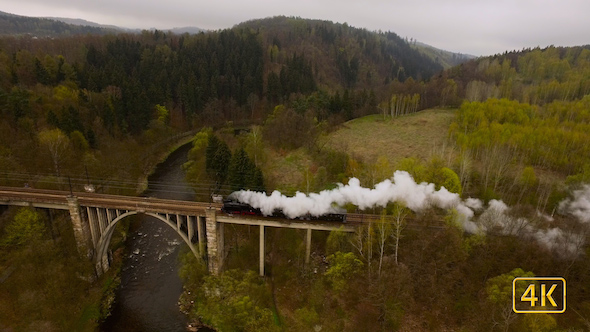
[221,199,346,222]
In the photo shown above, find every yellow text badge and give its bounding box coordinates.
[513,277,566,313]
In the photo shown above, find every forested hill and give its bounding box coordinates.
[237,16,443,87]
[0,16,452,182]
[0,16,447,136]
[0,11,115,37]
[379,44,590,112]
[446,45,590,104]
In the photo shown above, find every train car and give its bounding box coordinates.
[307,213,346,222]
[221,199,261,216]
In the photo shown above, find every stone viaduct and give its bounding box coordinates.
[0,187,356,276]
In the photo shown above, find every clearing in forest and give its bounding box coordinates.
[323,109,457,165]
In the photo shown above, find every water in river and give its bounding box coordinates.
[101,143,197,332]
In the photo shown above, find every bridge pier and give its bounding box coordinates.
[305,228,312,266]
[188,215,194,243]
[259,225,265,277]
[197,216,206,257]
[86,206,116,276]
[66,196,92,259]
[205,208,224,275]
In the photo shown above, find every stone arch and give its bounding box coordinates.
[94,211,200,275]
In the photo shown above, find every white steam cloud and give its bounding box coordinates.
[230,172,590,257]
[559,185,590,223]
[476,199,585,257]
[232,171,478,229]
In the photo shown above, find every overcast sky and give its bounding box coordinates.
[3,0,589,56]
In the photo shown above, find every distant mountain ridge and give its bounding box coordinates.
[47,16,205,34]
[44,16,130,31]
[1,10,466,64]
[0,10,205,37]
[167,26,205,34]
[411,41,476,69]
[0,10,116,36]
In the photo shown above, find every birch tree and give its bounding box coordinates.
[351,220,375,279]
[390,204,407,266]
[377,211,392,277]
[39,128,70,177]
[245,125,264,167]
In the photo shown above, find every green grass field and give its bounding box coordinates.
[263,109,457,191]
[323,109,457,165]
[263,148,311,193]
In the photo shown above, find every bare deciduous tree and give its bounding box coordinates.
[391,204,407,266]
[38,128,70,177]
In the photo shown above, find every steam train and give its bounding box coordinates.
[221,199,346,222]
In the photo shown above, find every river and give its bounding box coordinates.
[101,143,200,332]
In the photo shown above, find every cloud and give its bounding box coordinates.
[4,0,590,55]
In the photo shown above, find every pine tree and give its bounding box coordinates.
[205,135,231,188]
[227,147,264,192]
[228,148,250,191]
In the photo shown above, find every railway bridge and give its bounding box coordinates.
[0,187,357,276]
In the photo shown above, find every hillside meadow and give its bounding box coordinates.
[260,108,457,193]
[324,109,457,165]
